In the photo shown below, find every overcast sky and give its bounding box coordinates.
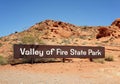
[0,0,120,37]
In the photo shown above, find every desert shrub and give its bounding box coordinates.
[38,22,42,25]
[92,58,105,64]
[7,55,34,65]
[34,58,57,63]
[7,55,24,65]
[105,55,114,61]
[8,57,31,65]
[82,26,88,30]
[0,37,2,40]
[79,35,87,40]
[82,42,87,45]
[7,55,57,64]
[3,38,9,42]
[0,43,2,47]
[10,58,57,64]
[22,58,33,63]
[95,42,100,45]
[0,56,8,65]
[62,39,70,44]
[21,36,35,44]
[36,39,45,45]
[22,58,57,63]
[21,35,45,44]
[91,55,114,63]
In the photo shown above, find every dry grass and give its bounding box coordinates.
[92,58,105,64]
[0,43,2,47]
[105,55,114,61]
[0,56,8,65]
[21,35,45,44]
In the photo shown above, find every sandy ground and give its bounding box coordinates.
[0,58,120,84]
[0,46,120,84]
[1,19,120,84]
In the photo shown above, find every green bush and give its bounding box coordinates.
[0,56,8,65]
[105,56,114,61]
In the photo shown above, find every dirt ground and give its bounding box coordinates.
[1,19,120,84]
[0,46,120,84]
[0,57,120,84]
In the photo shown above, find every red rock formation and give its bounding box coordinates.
[111,18,120,28]
[96,18,120,39]
[96,27,112,39]
[31,20,76,38]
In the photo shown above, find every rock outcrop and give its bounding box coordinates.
[111,18,120,28]
[30,20,79,38]
[96,27,112,39]
[96,18,120,39]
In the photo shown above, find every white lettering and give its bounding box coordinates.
[88,49,101,56]
[19,48,44,57]
[20,48,25,55]
[70,49,87,55]
[56,48,68,55]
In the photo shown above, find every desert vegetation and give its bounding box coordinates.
[0,19,120,65]
[0,56,8,65]
[0,43,2,47]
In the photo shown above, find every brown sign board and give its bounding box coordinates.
[14,44,105,59]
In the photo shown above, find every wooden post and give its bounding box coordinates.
[89,58,93,62]
[31,56,35,64]
[63,58,65,63]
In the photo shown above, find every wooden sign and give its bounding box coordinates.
[14,44,105,59]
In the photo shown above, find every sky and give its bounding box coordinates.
[0,0,120,37]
